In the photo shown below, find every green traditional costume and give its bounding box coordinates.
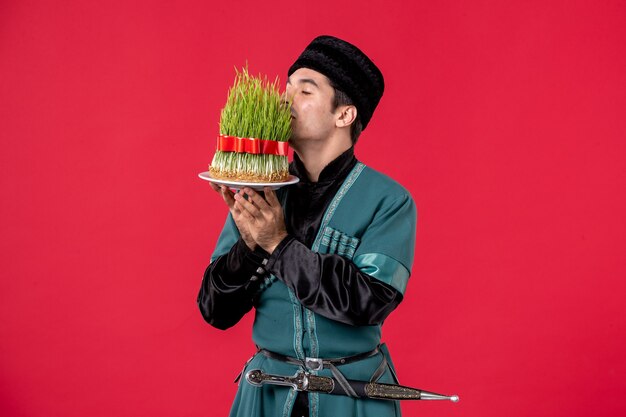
[201,154,416,417]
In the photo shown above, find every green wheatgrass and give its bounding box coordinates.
[209,66,292,182]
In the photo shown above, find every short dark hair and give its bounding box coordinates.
[331,86,363,145]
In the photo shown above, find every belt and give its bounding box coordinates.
[258,346,381,371]
[254,345,389,398]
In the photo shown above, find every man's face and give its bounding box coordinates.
[286,68,337,145]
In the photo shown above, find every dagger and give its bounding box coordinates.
[245,369,459,402]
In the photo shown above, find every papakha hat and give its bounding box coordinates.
[288,35,385,130]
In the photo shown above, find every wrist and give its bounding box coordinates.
[263,232,288,254]
[243,239,257,251]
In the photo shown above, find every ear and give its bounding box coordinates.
[335,105,357,128]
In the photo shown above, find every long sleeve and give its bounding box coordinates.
[197,233,269,330]
[264,236,403,326]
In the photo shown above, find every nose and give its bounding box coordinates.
[281,88,296,114]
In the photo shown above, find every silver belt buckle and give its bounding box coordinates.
[304,357,324,371]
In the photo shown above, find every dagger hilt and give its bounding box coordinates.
[245,369,336,394]
[245,369,309,391]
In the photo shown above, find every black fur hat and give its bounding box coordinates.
[288,35,385,130]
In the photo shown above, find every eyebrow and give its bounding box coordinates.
[287,77,319,88]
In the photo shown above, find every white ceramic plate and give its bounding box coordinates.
[198,172,300,191]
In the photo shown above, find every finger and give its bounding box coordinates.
[221,186,237,209]
[234,191,262,218]
[263,187,280,207]
[242,187,271,211]
[235,201,255,221]
[209,182,221,192]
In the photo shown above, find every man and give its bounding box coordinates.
[198,35,417,417]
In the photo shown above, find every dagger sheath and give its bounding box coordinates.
[245,369,459,402]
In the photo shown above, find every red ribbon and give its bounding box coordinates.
[217,134,289,156]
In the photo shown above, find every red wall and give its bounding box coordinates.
[1,1,625,416]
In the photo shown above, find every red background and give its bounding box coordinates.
[1,1,625,416]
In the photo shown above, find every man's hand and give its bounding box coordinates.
[210,182,257,250]
[234,187,288,254]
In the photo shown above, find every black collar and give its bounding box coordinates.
[290,147,357,184]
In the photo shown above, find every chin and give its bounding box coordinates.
[289,129,305,143]
[289,135,303,150]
